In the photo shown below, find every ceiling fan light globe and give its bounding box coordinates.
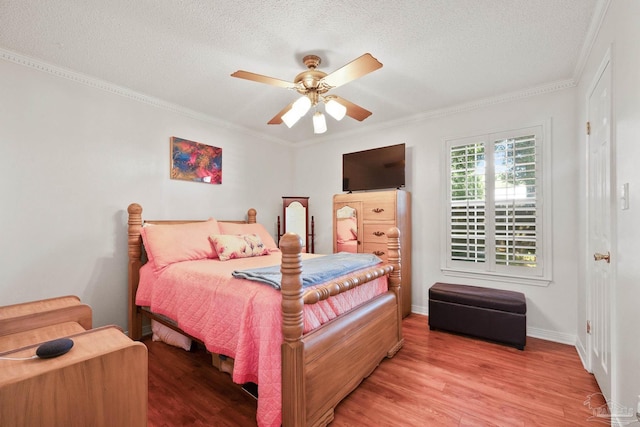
[282,109,302,128]
[313,112,327,134]
[292,96,311,116]
[325,99,347,121]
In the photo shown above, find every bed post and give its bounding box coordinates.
[247,208,257,224]
[127,203,144,340]
[386,227,404,355]
[280,232,305,427]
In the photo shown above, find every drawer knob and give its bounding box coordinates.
[373,250,385,256]
[373,231,385,237]
[372,208,385,213]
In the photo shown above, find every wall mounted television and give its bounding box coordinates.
[342,143,406,192]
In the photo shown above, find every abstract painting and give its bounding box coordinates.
[170,137,222,184]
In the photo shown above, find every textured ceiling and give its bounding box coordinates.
[0,0,605,144]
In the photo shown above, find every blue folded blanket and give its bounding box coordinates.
[232,252,382,290]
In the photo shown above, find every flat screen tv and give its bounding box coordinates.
[342,143,406,192]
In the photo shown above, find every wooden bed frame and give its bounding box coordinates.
[127,203,404,427]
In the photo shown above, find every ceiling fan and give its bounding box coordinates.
[231,53,383,133]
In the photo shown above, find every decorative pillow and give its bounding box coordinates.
[210,233,270,261]
[151,320,192,351]
[141,218,221,271]
[140,223,156,265]
[218,222,279,251]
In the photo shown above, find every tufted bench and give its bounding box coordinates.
[428,282,527,350]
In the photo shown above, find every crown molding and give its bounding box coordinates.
[390,78,577,124]
[0,48,292,146]
[572,0,611,84]
[296,77,577,147]
[1,47,580,149]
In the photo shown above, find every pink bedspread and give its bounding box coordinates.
[136,252,388,427]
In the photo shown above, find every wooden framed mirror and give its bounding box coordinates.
[334,204,359,253]
[278,197,314,253]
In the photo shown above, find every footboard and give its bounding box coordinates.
[280,229,403,427]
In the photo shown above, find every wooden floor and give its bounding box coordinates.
[146,314,606,426]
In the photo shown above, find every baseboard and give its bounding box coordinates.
[575,336,590,371]
[410,304,428,316]
[142,324,152,337]
[123,324,152,339]
[417,305,578,346]
[526,327,576,346]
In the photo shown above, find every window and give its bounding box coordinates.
[443,124,550,285]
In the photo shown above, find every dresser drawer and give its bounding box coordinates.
[362,200,395,221]
[362,242,389,262]
[363,223,394,244]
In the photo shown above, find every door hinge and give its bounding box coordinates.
[586,121,591,136]
[587,320,591,334]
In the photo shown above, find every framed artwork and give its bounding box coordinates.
[170,137,222,184]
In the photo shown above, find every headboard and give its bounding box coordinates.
[126,203,257,339]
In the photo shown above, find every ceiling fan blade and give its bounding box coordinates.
[267,101,295,125]
[320,53,383,89]
[231,70,297,89]
[330,96,373,121]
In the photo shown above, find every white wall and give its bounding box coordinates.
[0,59,293,329]
[294,88,580,342]
[575,0,640,419]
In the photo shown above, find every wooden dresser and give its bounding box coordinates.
[333,190,412,317]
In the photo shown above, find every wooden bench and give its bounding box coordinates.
[428,282,527,350]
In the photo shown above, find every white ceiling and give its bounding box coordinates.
[0,0,605,144]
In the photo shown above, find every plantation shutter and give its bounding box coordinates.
[493,135,538,267]
[445,125,545,280]
[449,142,486,263]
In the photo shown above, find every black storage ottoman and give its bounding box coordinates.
[428,282,527,350]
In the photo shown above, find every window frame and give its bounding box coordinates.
[441,122,552,286]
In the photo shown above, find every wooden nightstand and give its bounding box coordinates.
[0,296,148,427]
[0,326,148,427]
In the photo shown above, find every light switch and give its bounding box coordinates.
[621,183,629,210]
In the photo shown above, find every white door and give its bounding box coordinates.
[587,55,613,401]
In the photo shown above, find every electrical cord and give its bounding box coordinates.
[0,355,38,360]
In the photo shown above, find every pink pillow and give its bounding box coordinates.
[336,217,358,242]
[141,219,221,271]
[210,234,270,261]
[218,222,279,250]
[151,320,192,351]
